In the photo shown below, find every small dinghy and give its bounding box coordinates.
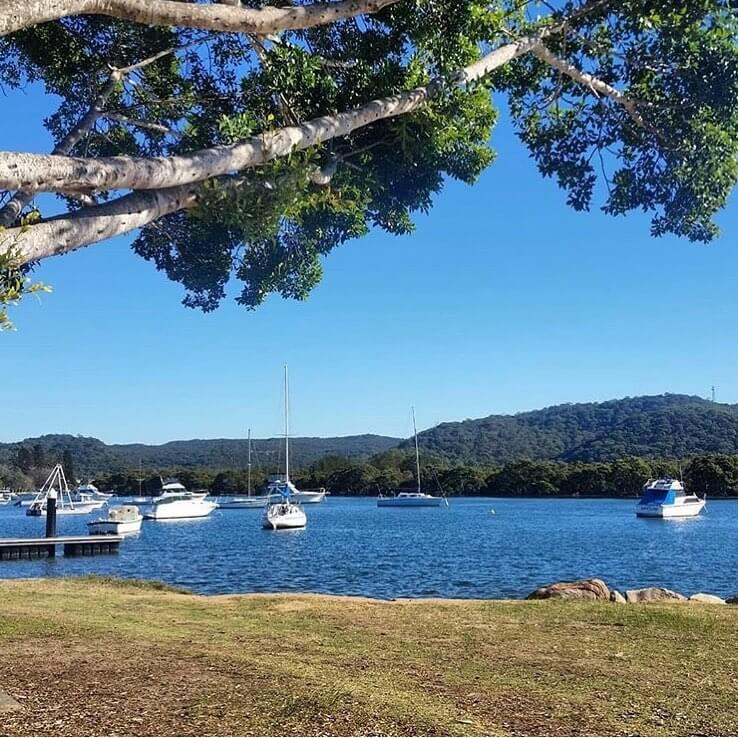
[88,505,143,535]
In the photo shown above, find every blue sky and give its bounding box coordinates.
[3,86,737,444]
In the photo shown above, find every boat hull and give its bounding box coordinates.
[636,500,705,518]
[217,497,269,509]
[142,500,216,520]
[377,497,444,507]
[26,503,99,516]
[262,504,307,530]
[87,518,142,535]
[291,491,326,504]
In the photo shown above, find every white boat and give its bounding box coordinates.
[636,478,705,518]
[88,505,143,535]
[73,482,113,504]
[141,480,217,520]
[26,464,98,516]
[217,429,270,509]
[377,407,446,508]
[377,491,446,507]
[261,366,307,531]
[0,490,12,506]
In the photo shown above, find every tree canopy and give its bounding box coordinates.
[1,0,737,325]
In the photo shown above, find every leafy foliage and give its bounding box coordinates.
[3,2,738,317]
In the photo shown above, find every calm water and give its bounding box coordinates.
[0,497,736,599]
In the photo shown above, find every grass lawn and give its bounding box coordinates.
[0,576,736,735]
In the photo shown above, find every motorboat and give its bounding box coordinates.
[26,464,98,516]
[264,476,326,505]
[88,505,143,535]
[261,366,307,530]
[636,478,705,518]
[0,490,12,506]
[141,480,217,520]
[377,407,446,508]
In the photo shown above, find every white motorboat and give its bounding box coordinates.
[88,505,143,535]
[73,482,112,505]
[142,481,217,520]
[377,407,446,508]
[636,478,705,518]
[261,367,307,531]
[0,490,12,506]
[26,464,98,516]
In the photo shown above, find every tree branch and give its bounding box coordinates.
[0,0,399,38]
[0,35,543,196]
[531,44,648,130]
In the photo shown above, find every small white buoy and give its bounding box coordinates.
[489,508,495,515]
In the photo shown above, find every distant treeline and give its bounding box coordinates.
[46,452,738,498]
[5,445,738,498]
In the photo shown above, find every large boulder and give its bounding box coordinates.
[625,587,686,604]
[726,595,738,605]
[689,593,726,605]
[527,578,610,601]
[610,589,626,604]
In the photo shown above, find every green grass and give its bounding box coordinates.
[0,577,736,735]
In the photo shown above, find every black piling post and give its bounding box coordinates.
[45,490,57,539]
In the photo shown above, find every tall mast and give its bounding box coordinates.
[247,428,252,497]
[412,406,421,494]
[284,365,290,483]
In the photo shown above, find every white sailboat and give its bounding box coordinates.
[217,429,268,509]
[26,464,99,516]
[262,367,307,530]
[377,408,446,508]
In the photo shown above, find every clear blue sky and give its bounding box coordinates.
[3,85,737,444]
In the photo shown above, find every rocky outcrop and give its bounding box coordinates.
[610,589,626,604]
[689,593,726,605]
[527,578,610,601]
[625,587,686,604]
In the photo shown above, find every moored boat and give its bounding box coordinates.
[261,366,307,530]
[141,480,217,520]
[26,464,98,516]
[377,407,446,508]
[88,505,143,535]
[636,478,705,518]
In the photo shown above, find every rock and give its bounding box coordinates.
[625,587,686,604]
[610,589,626,604]
[527,578,610,601]
[726,595,738,605]
[689,593,726,605]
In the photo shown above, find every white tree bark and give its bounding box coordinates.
[0,0,398,38]
[0,36,543,196]
[1,184,200,264]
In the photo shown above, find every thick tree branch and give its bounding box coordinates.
[1,184,200,264]
[0,0,398,38]
[0,35,543,196]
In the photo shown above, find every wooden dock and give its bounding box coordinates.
[0,535,123,560]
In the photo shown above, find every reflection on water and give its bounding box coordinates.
[0,497,735,599]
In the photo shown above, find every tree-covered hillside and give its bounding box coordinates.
[0,433,400,476]
[409,395,738,464]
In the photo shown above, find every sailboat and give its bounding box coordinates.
[27,464,99,516]
[217,429,267,509]
[377,407,446,507]
[262,367,307,530]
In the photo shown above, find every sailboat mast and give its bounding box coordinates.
[247,428,252,497]
[412,406,421,494]
[284,366,290,483]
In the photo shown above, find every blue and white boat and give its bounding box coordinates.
[636,478,705,518]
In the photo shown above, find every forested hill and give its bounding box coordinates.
[0,434,400,475]
[409,394,738,464]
